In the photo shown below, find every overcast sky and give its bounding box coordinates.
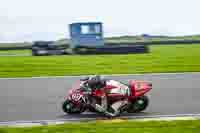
[0,0,200,42]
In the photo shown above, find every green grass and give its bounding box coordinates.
[0,50,31,55]
[105,35,200,43]
[0,42,31,48]
[0,44,200,78]
[1,35,200,49]
[1,120,200,133]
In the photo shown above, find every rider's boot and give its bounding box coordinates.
[108,99,129,117]
[95,104,114,117]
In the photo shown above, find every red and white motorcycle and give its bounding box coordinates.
[62,79,152,116]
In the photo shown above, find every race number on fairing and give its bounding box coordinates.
[71,93,82,101]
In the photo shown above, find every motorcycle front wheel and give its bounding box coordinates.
[127,95,149,113]
[62,100,86,114]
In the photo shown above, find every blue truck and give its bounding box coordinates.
[32,22,148,55]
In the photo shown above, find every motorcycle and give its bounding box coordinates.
[62,79,152,116]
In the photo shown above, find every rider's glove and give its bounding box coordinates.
[83,91,92,95]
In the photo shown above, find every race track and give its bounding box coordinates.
[0,73,200,122]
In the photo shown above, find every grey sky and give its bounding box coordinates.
[0,0,200,42]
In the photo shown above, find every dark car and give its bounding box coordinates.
[32,41,66,56]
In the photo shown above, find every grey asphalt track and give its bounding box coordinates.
[0,73,200,122]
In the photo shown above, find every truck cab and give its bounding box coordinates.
[69,22,104,49]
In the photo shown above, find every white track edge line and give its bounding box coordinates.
[0,72,200,80]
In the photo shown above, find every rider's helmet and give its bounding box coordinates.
[87,75,104,89]
[80,76,89,81]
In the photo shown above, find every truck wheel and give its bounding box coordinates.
[32,51,38,56]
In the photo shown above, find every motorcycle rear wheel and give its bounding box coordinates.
[62,100,86,114]
[127,95,149,113]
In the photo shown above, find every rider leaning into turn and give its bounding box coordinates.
[80,75,130,117]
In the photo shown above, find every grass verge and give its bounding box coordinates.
[0,120,200,133]
[0,50,31,55]
[0,44,200,78]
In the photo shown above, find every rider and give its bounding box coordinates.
[80,75,130,117]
